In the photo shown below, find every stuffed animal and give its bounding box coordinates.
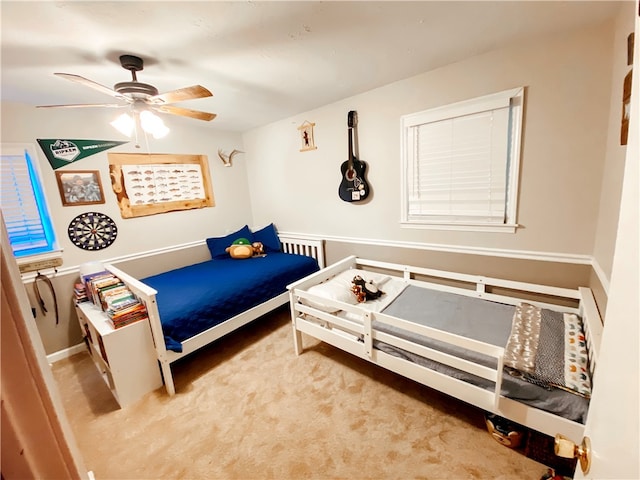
[226,238,254,259]
[252,241,266,257]
[351,275,384,303]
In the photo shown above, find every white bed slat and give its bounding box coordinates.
[279,235,325,268]
[287,256,356,291]
[295,303,364,335]
[356,258,581,300]
[374,330,501,383]
[406,278,581,314]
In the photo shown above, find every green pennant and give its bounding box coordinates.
[37,139,129,170]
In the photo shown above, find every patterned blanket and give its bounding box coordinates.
[504,303,592,398]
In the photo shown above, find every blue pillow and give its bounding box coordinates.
[252,223,281,253]
[206,225,253,259]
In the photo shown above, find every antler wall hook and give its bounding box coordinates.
[218,148,244,167]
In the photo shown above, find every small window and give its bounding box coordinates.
[1,144,59,258]
[400,87,524,232]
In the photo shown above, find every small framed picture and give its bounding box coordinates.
[298,121,317,152]
[55,170,105,206]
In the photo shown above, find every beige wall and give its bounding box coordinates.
[244,21,615,258]
[592,2,637,291]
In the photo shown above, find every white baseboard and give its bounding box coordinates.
[47,343,86,364]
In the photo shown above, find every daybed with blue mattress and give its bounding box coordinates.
[107,225,324,395]
[288,256,603,441]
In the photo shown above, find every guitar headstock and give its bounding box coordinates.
[347,110,358,129]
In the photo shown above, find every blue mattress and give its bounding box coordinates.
[142,253,319,352]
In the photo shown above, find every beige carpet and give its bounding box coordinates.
[51,306,548,480]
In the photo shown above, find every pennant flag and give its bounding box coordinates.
[37,139,128,170]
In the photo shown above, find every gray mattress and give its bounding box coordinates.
[377,285,589,424]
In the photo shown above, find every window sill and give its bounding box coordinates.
[400,222,518,233]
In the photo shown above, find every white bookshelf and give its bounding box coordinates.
[75,301,162,408]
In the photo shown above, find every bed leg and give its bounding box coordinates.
[161,362,175,396]
[293,327,304,356]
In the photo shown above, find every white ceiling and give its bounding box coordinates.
[1,1,623,133]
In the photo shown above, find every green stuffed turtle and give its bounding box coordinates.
[225,238,254,259]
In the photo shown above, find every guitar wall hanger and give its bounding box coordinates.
[338,110,370,203]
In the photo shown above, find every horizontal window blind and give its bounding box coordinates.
[407,106,510,224]
[1,146,56,256]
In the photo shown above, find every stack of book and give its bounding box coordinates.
[106,301,148,329]
[82,271,123,306]
[81,270,148,329]
[73,283,88,303]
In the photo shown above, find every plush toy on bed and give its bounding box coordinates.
[351,275,384,303]
[226,238,254,259]
[225,238,266,259]
[252,241,266,257]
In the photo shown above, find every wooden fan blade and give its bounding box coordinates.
[36,103,127,109]
[155,105,217,121]
[147,85,212,105]
[54,73,129,101]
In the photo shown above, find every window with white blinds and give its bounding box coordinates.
[401,87,524,232]
[1,144,58,257]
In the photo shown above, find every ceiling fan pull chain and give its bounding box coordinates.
[134,115,141,149]
[143,130,151,151]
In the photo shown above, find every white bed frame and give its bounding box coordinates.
[106,235,325,396]
[288,256,603,441]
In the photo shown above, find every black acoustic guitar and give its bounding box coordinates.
[338,110,369,202]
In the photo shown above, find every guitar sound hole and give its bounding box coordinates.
[346,169,356,181]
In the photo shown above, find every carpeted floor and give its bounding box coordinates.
[51,306,548,480]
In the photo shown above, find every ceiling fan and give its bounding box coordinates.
[37,54,217,123]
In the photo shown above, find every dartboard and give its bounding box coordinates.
[68,212,118,251]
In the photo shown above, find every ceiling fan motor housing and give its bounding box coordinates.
[119,54,144,72]
[115,54,159,97]
[114,81,158,97]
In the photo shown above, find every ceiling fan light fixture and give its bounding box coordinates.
[140,110,169,139]
[111,112,135,137]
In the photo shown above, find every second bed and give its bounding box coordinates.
[288,256,603,441]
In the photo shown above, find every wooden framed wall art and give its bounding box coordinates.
[108,153,215,218]
[298,121,317,152]
[55,170,105,206]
